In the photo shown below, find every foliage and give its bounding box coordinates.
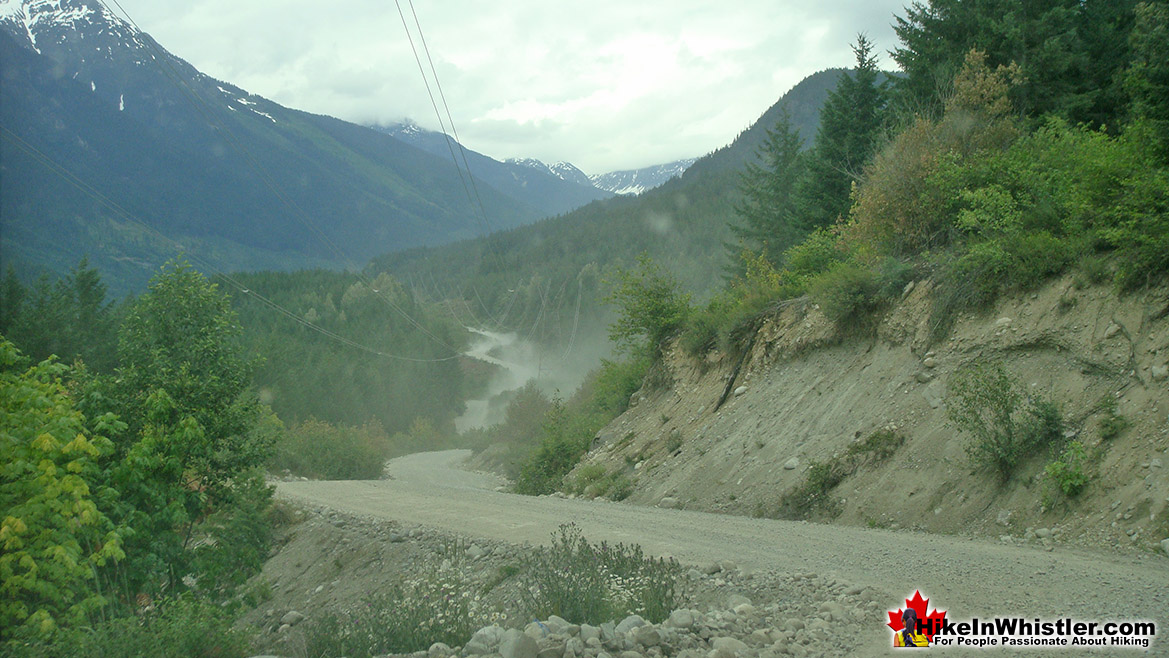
[585,356,651,419]
[682,250,795,356]
[796,35,890,232]
[603,253,692,356]
[0,260,120,373]
[808,262,884,332]
[1046,441,1090,497]
[190,470,274,600]
[891,0,1138,127]
[1126,2,1169,162]
[514,400,594,495]
[775,429,905,520]
[300,568,494,657]
[519,524,681,625]
[777,461,846,520]
[849,50,1022,254]
[272,418,393,480]
[10,597,252,658]
[232,268,468,436]
[114,261,271,498]
[947,361,1063,481]
[566,465,633,501]
[729,110,808,265]
[0,340,124,640]
[1098,396,1131,442]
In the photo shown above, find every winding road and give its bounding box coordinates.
[277,450,1168,655]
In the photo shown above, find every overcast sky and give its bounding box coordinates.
[114,0,908,174]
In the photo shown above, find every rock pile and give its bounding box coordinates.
[420,591,877,658]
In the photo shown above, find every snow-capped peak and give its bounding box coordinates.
[1,0,136,52]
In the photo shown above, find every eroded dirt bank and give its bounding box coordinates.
[576,274,1169,552]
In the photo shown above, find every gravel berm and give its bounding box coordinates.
[276,450,1168,656]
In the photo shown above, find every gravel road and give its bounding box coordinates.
[277,450,1168,655]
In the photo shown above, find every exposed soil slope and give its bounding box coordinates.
[576,274,1169,552]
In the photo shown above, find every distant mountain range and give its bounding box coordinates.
[0,0,684,293]
[376,120,697,198]
[377,66,852,316]
[588,159,697,196]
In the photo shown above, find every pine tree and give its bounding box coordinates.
[728,109,806,265]
[1126,1,1169,161]
[892,0,1139,127]
[797,35,889,232]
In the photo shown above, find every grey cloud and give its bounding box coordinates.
[118,0,907,173]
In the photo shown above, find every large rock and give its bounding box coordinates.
[711,637,749,653]
[666,609,696,628]
[633,625,662,647]
[615,614,648,634]
[580,624,602,642]
[279,610,305,627]
[500,628,539,658]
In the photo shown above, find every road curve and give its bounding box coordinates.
[277,450,1168,655]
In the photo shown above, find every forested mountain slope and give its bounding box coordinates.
[0,0,559,294]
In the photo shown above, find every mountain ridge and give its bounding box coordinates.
[0,0,561,293]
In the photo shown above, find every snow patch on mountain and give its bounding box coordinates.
[589,158,697,196]
[1,0,139,54]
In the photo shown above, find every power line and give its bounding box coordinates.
[100,0,466,357]
[391,0,511,278]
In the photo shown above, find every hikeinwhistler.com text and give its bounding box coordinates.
[922,617,1157,649]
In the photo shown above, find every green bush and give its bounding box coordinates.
[602,254,691,356]
[11,597,252,658]
[773,429,905,520]
[777,461,846,519]
[519,524,681,625]
[271,418,392,480]
[0,341,125,641]
[845,428,907,463]
[514,401,593,495]
[808,263,883,331]
[1098,396,1131,441]
[947,361,1063,481]
[567,465,633,501]
[1046,441,1090,497]
[781,227,846,280]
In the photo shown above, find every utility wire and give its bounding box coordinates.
[101,0,465,357]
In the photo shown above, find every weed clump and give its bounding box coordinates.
[519,524,681,625]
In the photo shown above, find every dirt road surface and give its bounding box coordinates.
[277,450,1168,656]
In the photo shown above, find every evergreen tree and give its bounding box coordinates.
[0,267,24,337]
[892,0,1138,127]
[729,109,807,266]
[1126,1,1169,161]
[797,35,889,232]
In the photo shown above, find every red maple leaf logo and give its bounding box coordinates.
[887,590,947,641]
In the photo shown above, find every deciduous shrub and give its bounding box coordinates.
[603,254,691,356]
[271,418,392,480]
[0,340,124,641]
[947,361,1063,481]
[1046,441,1090,497]
[12,597,251,658]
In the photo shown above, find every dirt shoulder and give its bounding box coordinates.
[272,450,1168,656]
